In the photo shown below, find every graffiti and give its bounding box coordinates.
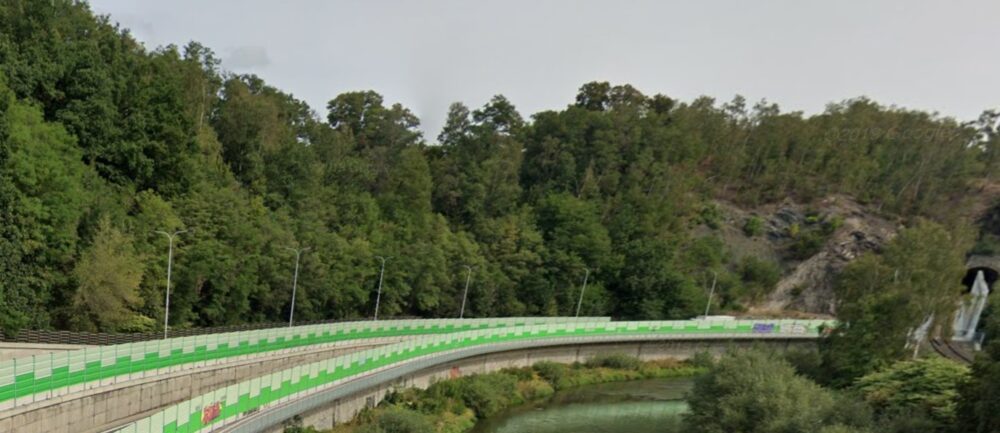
[752,323,775,334]
[202,401,222,424]
[786,324,807,334]
[449,366,462,379]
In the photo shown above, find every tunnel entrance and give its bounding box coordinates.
[962,267,998,292]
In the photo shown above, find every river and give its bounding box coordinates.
[468,378,692,433]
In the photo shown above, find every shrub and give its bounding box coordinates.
[788,222,801,238]
[533,361,568,385]
[790,229,827,259]
[500,366,534,381]
[822,215,844,235]
[584,353,641,370]
[516,378,554,401]
[739,256,781,299]
[357,407,434,433]
[459,373,521,418]
[688,351,716,369]
[854,358,969,425]
[700,204,723,229]
[743,216,764,237]
[685,350,873,433]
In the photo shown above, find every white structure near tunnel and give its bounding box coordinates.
[953,269,991,345]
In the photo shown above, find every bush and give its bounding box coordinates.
[790,229,827,259]
[700,204,723,229]
[853,358,969,425]
[688,351,716,369]
[584,353,641,370]
[685,350,873,433]
[822,215,844,235]
[500,366,534,381]
[459,373,521,418]
[357,407,434,433]
[739,256,781,299]
[783,349,824,381]
[971,234,1000,256]
[533,361,568,385]
[743,216,764,237]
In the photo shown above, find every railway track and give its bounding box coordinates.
[930,337,974,364]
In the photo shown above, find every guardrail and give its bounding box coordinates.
[111,319,831,433]
[0,317,609,411]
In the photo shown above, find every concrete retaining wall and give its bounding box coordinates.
[280,339,815,432]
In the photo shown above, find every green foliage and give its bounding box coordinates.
[72,216,150,332]
[685,350,873,433]
[789,229,828,260]
[284,426,322,433]
[782,349,824,382]
[822,220,973,385]
[584,353,642,370]
[689,351,717,369]
[332,359,703,433]
[0,0,989,334]
[738,256,781,300]
[356,408,434,433]
[457,373,522,418]
[854,358,968,426]
[699,204,724,229]
[955,337,1000,433]
[743,216,764,237]
[532,361,568,385]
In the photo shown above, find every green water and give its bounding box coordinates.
[469,378,692,433]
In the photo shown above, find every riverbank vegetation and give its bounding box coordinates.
[282,354,705,433]
[689,311,1000,433]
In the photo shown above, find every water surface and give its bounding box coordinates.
[469,378,692,433]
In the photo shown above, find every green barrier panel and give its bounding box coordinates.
[114,319,832,433]
[0,317,609,408]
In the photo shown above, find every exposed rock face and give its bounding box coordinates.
[763,212,897,315]
[713,195,899,316]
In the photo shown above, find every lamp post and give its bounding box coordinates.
[460,265,474,319]
[284,246,310,327]
[704,270,718,317]
[374,256,390,320]
[575,267,590,318]
[155,229,188,339]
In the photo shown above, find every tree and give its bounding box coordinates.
[854,358,968,426]
[685,350,872,433]
[822,220,972,385]
[0,82,91,332]
[954,308,1000,433]
[72,216,150,332]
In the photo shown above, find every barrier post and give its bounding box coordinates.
[30,355,35,403]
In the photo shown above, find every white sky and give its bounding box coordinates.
[89,0,1000,141]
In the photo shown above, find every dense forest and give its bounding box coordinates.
[1,1,999,336]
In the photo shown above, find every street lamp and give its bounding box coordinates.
[154,229,189,339]
[374,256,390,321]
[575,267,590,318]
[460,265,474,319]
[284,246,311,327]
[704,270,718,317]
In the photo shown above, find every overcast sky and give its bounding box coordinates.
[89,0,999,141]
